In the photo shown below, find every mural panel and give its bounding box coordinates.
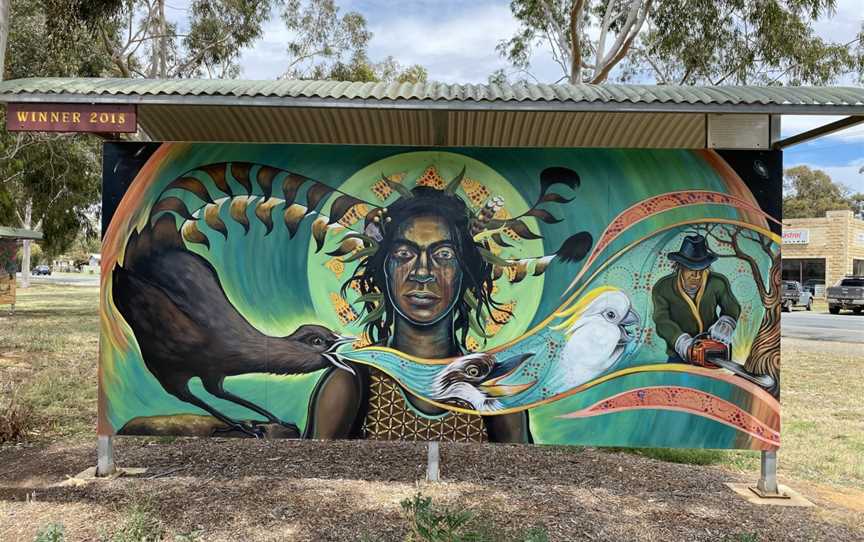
[100,144,781,450]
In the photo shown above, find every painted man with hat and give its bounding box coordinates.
[652,234,741,363]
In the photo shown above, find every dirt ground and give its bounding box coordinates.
[2,438,863,541]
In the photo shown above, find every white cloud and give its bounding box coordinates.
[781,116,864,142]
[363,3,524,83]
[787,158,864,193]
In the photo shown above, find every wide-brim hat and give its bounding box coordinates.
[667,234,718,270]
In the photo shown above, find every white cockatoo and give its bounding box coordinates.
[550,286,641,393]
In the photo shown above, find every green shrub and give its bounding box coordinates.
[34,523,65,542]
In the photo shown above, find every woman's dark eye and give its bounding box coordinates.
[393,248,414,260]
[434,247,455,260]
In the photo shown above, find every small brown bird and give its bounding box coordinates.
[112,215,354,438]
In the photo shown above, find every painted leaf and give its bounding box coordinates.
[532,256,554,276]
[282,174,307,205]
[311,216,329,253]
[539,166,580,196]
[201,163,232,196]
[326,237,364,257]
[306,183,334,213]
[341,245,377,263]
[229,197,251,234]
[165,176,212,203]
[478,247,512,268]
[359,303,385,326]
[283,204,308,238]
[203,203,227,239]
[230,162,253,194]
[444,166,467,194]
[254,198,283,235]
[524,208,562,224]
[538,192,574,204]
[328,194,364,225]
[505,220,543,241]
[555,232,593,263]
[256,166,281,201]
[491,233,512,248]
[181,221,209,249]
[151,197,193,221]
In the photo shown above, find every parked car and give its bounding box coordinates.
[827,276,864,315]
[32,265,52,276]
[803,279,825,296]
[781,280,813,312]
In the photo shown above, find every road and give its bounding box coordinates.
[781,310,864,343]
[15,272,100,287]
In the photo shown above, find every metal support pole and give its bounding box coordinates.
[96,435,116,477]
[426,441,440,482]
[757,450,778,494]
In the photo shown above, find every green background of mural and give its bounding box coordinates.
[102,144,777,449]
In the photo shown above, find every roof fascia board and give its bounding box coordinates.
[3,92,864,115]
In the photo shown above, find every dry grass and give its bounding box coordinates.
[1,283,863,541]
[0,284,99,441]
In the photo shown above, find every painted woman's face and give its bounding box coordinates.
[385,215,462,325]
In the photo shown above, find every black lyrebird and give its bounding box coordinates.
[112,214,354,437]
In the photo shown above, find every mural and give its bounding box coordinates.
[100,144,782,450]
[0,239,17,308]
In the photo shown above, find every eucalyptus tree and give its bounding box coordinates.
[498,0,862,85]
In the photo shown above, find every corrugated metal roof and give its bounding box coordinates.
[1,78,863,114]
[0,227,43,240]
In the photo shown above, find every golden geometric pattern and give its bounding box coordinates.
[465,335,481,352]
[329,292,358,325]
[363,368,487,442]
[416,166,446,190]
[372,172,405,200]
[460,177,490,207]
[352,332,373,349]
[324,257,345,278]
[485,300,516,336]
[337,203,369,227]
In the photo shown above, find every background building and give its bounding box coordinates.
[782,210,864,296]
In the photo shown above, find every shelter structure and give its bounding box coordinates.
[0,226,43,311]
[2,78,863,499]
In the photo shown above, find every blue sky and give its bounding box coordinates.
[167,0,864,194]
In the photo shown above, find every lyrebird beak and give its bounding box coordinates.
[478,353,535,398]
[324,336,357,376]
[332,335,357,348]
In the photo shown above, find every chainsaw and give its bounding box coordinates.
[687,332,729,369]
[687,332,776,390]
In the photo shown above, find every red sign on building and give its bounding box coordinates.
[6,103,137,133]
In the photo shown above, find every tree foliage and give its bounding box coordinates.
[1,0,109,256]
[782,165,856,219]
[74,0,274,78]
[499,0,863,85]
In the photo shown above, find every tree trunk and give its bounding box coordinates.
[20,200,33,288]
[744,255,781,397]
[0,0,9,79]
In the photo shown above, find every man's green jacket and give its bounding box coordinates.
[652,271,741,357]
